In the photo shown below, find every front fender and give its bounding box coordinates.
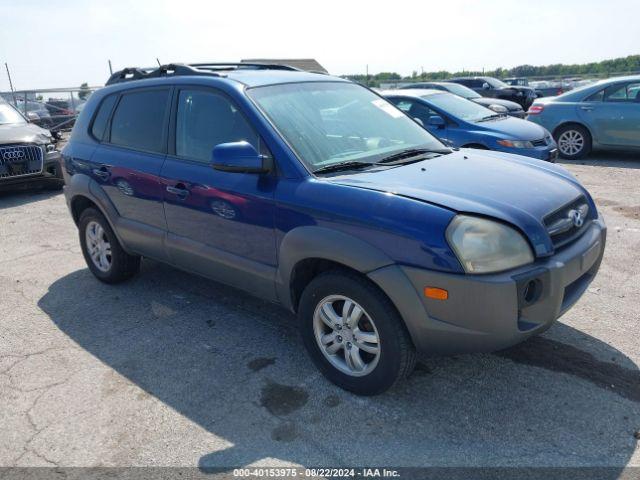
[275,226,394,310]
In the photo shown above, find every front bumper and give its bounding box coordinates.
[0,151,63,191]
[369,216,606,356]
[496,143,558,162]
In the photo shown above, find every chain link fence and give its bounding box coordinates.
[1,86,101,139]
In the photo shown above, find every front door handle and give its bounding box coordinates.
[166,184,190,199]
[92,167,110,180]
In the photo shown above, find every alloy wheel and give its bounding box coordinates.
[313,295,381,377]
[558,130,585,156]
[85,221,112,272]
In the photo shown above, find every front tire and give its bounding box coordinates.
[79,208,140,283]
[555,124,592,159]
[299,271,416,395]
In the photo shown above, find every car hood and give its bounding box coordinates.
[326,149,590,256]
[471,115,548,141]
[0,122,51,145]
[472,97,523,111]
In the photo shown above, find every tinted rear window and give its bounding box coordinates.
[110,89,170,152]
[90,94,117,140]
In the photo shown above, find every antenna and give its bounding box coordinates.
[156,58,162,67]
[108,59,113,75]
[4,62,17,105]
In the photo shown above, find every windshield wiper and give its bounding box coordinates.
[478,114,505,122]
[313,161,373,175]
[376,148,450,165]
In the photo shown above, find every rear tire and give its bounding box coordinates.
[298,271,416,395]
[78,208,140,283]
[555,124,592,159]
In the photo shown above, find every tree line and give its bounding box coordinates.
[344,54,640,87]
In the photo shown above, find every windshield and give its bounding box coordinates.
[0,102,27,125]
[424,93,497,123]
[442,83,481,99]
[248,82,445,171]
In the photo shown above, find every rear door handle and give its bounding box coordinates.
[166,183,190,199]
[580,106,594,112]
[92,167,110,180]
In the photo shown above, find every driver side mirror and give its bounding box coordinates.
[482,82,491,90]
[211,141,272,174]
[428,115,446,129]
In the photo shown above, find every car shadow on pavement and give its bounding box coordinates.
[0,188,62,210]
[560,151,640,169]
[38,261,639,474]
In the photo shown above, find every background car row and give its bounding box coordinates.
[383,89,557,161]
[390,74,640,160]
[526,75,640,158]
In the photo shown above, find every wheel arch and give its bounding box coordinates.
[552,121,594,144]
[70,195,99,225]
[276,227,395,312]
[66,173,128,251]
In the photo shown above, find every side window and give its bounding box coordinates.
[393,100,413,112]
[90,94,117,141]
[390,99,436,125]
[468,79,484,89]
[585,89,604,102]
[110,89,170,152]
[175,89,259,163]
[407,102,438,125]
[603,82,640,102]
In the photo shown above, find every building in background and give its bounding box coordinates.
[241,58,327,73]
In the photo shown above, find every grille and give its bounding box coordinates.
[544,196,590,248]
[0,145,43,179]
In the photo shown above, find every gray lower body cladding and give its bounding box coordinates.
[369,217,606,356]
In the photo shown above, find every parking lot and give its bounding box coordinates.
[0,152,639,473]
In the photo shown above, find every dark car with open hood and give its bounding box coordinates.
[448,76,538,109]
[0,98,63,191]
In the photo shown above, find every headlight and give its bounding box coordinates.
[45,143,56,153]
[488,104,508,113]
[446,215,534,274]
[497,139,534,148]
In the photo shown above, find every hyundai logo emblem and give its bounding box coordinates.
[567,209,584,228]
[2,150,26,161]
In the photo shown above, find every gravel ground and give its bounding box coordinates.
[0,151,638,475]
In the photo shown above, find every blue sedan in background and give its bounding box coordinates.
[526,75,640,159]
[383,89,558,161]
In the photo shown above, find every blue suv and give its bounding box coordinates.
[62,63,606,395]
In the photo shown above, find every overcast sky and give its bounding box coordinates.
[1,0,639,91]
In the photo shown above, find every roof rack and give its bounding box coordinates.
[105,62,300,86]
[191,62,300,72]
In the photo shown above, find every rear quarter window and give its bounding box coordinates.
[584,89,604,102]
[90,94,118,140]
[109,89,171,152]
